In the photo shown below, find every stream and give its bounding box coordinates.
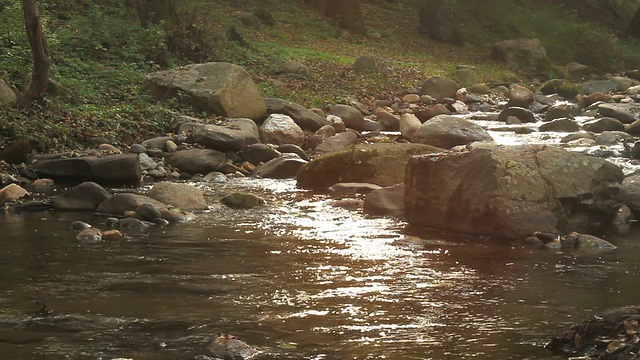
[1,112,640,359]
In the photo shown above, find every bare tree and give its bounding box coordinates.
[17,0,51,109]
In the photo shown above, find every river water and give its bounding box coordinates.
[1,177,639,360]
[2,113,640,359]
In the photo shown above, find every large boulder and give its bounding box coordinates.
[52,182,111,211]
[412,115,494,149]
[260,114,304,146]
[420,76,459,101]
[147,182,208,211]
[491,38,550,74]
[193,118,260,152]
[165,149,227,175]
[298,143,442,189]
[142,62,266,121]
[405,145,623,240]
[265,98,329,132]
[33,154,142,184]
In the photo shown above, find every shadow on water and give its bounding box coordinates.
[1,178,639,359]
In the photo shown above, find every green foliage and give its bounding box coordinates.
[0,0,637,151]
[455,0,636,72]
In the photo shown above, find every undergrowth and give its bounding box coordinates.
[0,0,638,151]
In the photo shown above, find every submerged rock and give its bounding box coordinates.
[208,334,259,360]
[221,192,265,209]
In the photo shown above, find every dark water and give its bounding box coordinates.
[1,178,639,360]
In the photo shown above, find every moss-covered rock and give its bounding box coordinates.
[540,79,582,100]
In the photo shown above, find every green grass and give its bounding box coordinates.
[0,0,638,151]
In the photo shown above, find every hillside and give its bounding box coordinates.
[0,0,639,151]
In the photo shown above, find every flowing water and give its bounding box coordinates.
[1,177,639,360]
[2,113,640,360]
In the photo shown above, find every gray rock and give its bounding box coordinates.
[399,113,422,141]
[326,104,365,131]
[141,136,172,151]
[618,173,640,216]
[497,107,537,123]
[147,181,208,211]
[138,153,157,171]
[130,144,147,154]
[241,143,281,165]
[34,154,142,184]
[277,60,310,75]
[253,153,308,179]
[208,334,259,360]
[135,203,162,221]
[52,182,111,211]
[598,103,640,124]
[275,144,309,161]
[352,54,392,75]
[405,145,623,239]
[221,192,265,209]
[96,193,181,222]
[545,103,576,121]
[265,98,329,132]
[420,76,459,101]
[166,149,227,174]
[539,119,580,132]
[412,115,494,149]
[314,132,359,154]
[582,117,625,133]
[363,183,405,218]
[70,221,92,230]
[305,125,336,151]
[112,218,151,233]
[507,84,534,108]
[260,113,305,146]
[581,80,617,95]
[298,143,443,189]
[203,172,228,183]
[375,109,400,131]
[194,118,260,152]
[142,62,266,121]
[77,228,102,243]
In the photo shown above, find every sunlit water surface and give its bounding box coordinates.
[1,177,640,360]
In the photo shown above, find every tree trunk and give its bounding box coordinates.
[17,0,51,109]
[628,6,640,40]
[325,0,366,35]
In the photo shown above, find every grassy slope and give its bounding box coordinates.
[0,0,638,151]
